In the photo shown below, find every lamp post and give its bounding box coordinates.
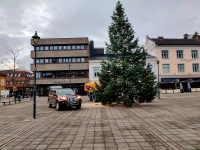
[68,63,71,88]
[32,31,40,119]
[157,60,160,99]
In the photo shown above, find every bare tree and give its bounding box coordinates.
[0,45,23,100]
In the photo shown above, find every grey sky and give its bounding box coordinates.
[0,0,200,71]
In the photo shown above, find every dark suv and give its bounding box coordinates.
[48,88,82,111]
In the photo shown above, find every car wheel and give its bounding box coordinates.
[48,100,52,108]
[76,103,81,109]
[56,101,60,111]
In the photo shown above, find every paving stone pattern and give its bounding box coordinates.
[0,93,200,150]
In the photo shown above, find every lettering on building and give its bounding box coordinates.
[52,79,69,83]
[180,59,196,62]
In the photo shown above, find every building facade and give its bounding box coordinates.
[30,38,90,96]
[0,70,33,94]
[0,73,6,90]
[145,35,200,90]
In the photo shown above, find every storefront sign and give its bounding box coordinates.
[52,79,69,83]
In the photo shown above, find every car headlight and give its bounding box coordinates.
[60,97,67,100]
[77,95,82,99]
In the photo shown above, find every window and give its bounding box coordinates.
[66,58,68,62]
[36,46,39,50]
[49,59,52,63]
[50,46,53,50]
[77,71,85,77]
[40,59,44,63]
[45,46,48,50]
[21,81,24,84]
[36,59,39,63]
[6,81,9,84]
[162,64,170,73]
[52,58,57,63]
[54,46,57,50]
[58,58,62,63]
[45,59,49,63]
[81,58,85,62]
[77,45,80,49]
[68,71,75,77]
[177,50,184,59]
[18,73,21,77]
[40,46,44,50]
[67,46,71,49]
[63,58,65,63]
[58,46,62,50]
[42,72,46,78]
[10,74,13,77]
[178,64,185,72]
[81,45,84,49]
[77,58,80,62]
[15,74,17,77]
[63,46,67,50]
[7,74,9,77]
[191,50,198,59]
[161,50,169,59]
[69,58,71,62]
[72,58,76,62]
[193,63,199,72]
[72,45,76,49]
[10,81,12,84]
[46,72,55,78]
[36,72,41,78]
[57,71,66,77]
[1,79,4,86]
[93,67,100,77]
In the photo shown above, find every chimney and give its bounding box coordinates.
[158,36,164,39]
[184,34,188,39]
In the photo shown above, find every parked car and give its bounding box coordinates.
[48,88,82,111]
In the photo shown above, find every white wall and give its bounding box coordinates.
[89,58,158,82]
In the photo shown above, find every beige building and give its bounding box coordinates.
[30,38,90,96]
[145,35,200,91]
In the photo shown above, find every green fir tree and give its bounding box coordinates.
[94,1,157,107]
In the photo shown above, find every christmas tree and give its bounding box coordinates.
[94,1,157,107]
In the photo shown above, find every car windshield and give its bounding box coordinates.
[57,89,75,95]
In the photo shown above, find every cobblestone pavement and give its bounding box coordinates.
[0,93,200,150]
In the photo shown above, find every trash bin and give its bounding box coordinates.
[18,95,21,100]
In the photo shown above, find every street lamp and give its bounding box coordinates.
[32,31,40,119]
[68,63,71,88]
[157,60,160,99]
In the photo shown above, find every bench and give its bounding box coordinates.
[2,101,12,105]
[14,100,21,103]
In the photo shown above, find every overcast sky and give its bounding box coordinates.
[0,0,200,71]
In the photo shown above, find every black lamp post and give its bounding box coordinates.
[68,63,71,87]
[32,31,40,119]
[157,60,160,99]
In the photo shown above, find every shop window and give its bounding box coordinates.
[57,71,66,77]
[77,71,85,77]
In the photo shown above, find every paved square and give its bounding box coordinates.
[0,92,200,150]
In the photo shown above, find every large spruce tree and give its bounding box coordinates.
[94,1,157,107]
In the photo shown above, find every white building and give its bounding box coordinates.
[89,54,158,83]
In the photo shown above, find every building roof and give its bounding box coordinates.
[150,38,200,45]
[146,54,157,59]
